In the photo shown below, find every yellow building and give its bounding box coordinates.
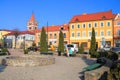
[0,30,12,47]
[69,11,116,49]
[35,24,69,47]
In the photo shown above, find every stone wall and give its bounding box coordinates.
[1,55,55,67]
[84,66,109,80]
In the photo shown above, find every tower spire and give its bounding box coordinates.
[29,12,35,22]
[27,12,38,31]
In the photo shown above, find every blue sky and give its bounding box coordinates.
[0,0,120,31]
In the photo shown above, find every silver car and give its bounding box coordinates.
[110,47,120,54]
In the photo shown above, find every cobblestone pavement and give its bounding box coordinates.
[0,55,95,80]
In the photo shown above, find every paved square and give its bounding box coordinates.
[0,56,95,80]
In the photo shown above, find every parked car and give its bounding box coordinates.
[103,46,111,51]
[64,44,78,52]
[27,46,37,51]
[110,47,120,54]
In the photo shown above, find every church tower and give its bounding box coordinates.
[27,13,38,31]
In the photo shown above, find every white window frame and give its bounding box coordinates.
[100,22,104,27]
[71,32,75,37]
[88,23,92,28]
[95,30,98,36]
[100,30,104,36]
[71,24,74,29]
[82,31,86,37]
[82,23,86,28]
[77,24,80,29]
[77,32,80,37]
[94,22,98,27]
[107,21,111,27]
[107,30,111,36]
[88,31,92,37]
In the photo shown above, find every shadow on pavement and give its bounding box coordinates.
[78,58,96,80]
[81,57,96,65]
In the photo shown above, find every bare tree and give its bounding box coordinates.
[13,29,19,49]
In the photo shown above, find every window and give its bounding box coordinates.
[82,24,86,28]
[107,31,111,36]
[95,31,98,36]
[107,22,111,26]
[72,32,74,37]
[35,27,37,29]
[29,27,31,30]
[63,33,66,38]
[77,32,80,37]
[88,31,92,37]
[82,31,86,37]
[81,42,87,47]
[94,23,97,27]
[88,23,91,28]
[117,30,120,36]
[77,24,80,28]
[50,34,52,39]
[100,31,104,36]
[72,25,74,29]
[54,34,57,39]
[100,22,104,27]
[117,21,120,25]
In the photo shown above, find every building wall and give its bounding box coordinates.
[114,14,120,47]
[35,30,69,47]
[6,34,34,49]
[69,20,113,49]
[0,31,11,39]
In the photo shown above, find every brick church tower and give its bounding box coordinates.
[27,13,38,31]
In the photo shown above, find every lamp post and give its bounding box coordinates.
[23,36,25,50]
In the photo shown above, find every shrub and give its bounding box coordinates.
[108,52,118,61]
[98,51,108,58]
[24,49,29,54]
[1,48,8,53]
[0,48,8,55]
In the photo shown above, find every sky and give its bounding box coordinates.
[0,0,120,31]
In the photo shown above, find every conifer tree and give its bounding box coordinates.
[89,28,98,57]
[78,44,84,54]
[58,30,64,52]
[40,27,47,52]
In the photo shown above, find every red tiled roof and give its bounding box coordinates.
[70,10,116,23]
[5,31,34,36]
[0,29,14,32]
[35,24,69,33]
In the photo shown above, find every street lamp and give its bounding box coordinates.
[23,36,25,50]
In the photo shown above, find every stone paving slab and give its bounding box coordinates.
[0,56,95,80]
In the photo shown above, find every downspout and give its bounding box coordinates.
[112,18,114,47]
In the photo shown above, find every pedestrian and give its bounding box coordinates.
[69,48,73,57]
[66,48,69,57]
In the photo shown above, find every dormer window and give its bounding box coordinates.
[102,16,106,19]
[75,18,79,22]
